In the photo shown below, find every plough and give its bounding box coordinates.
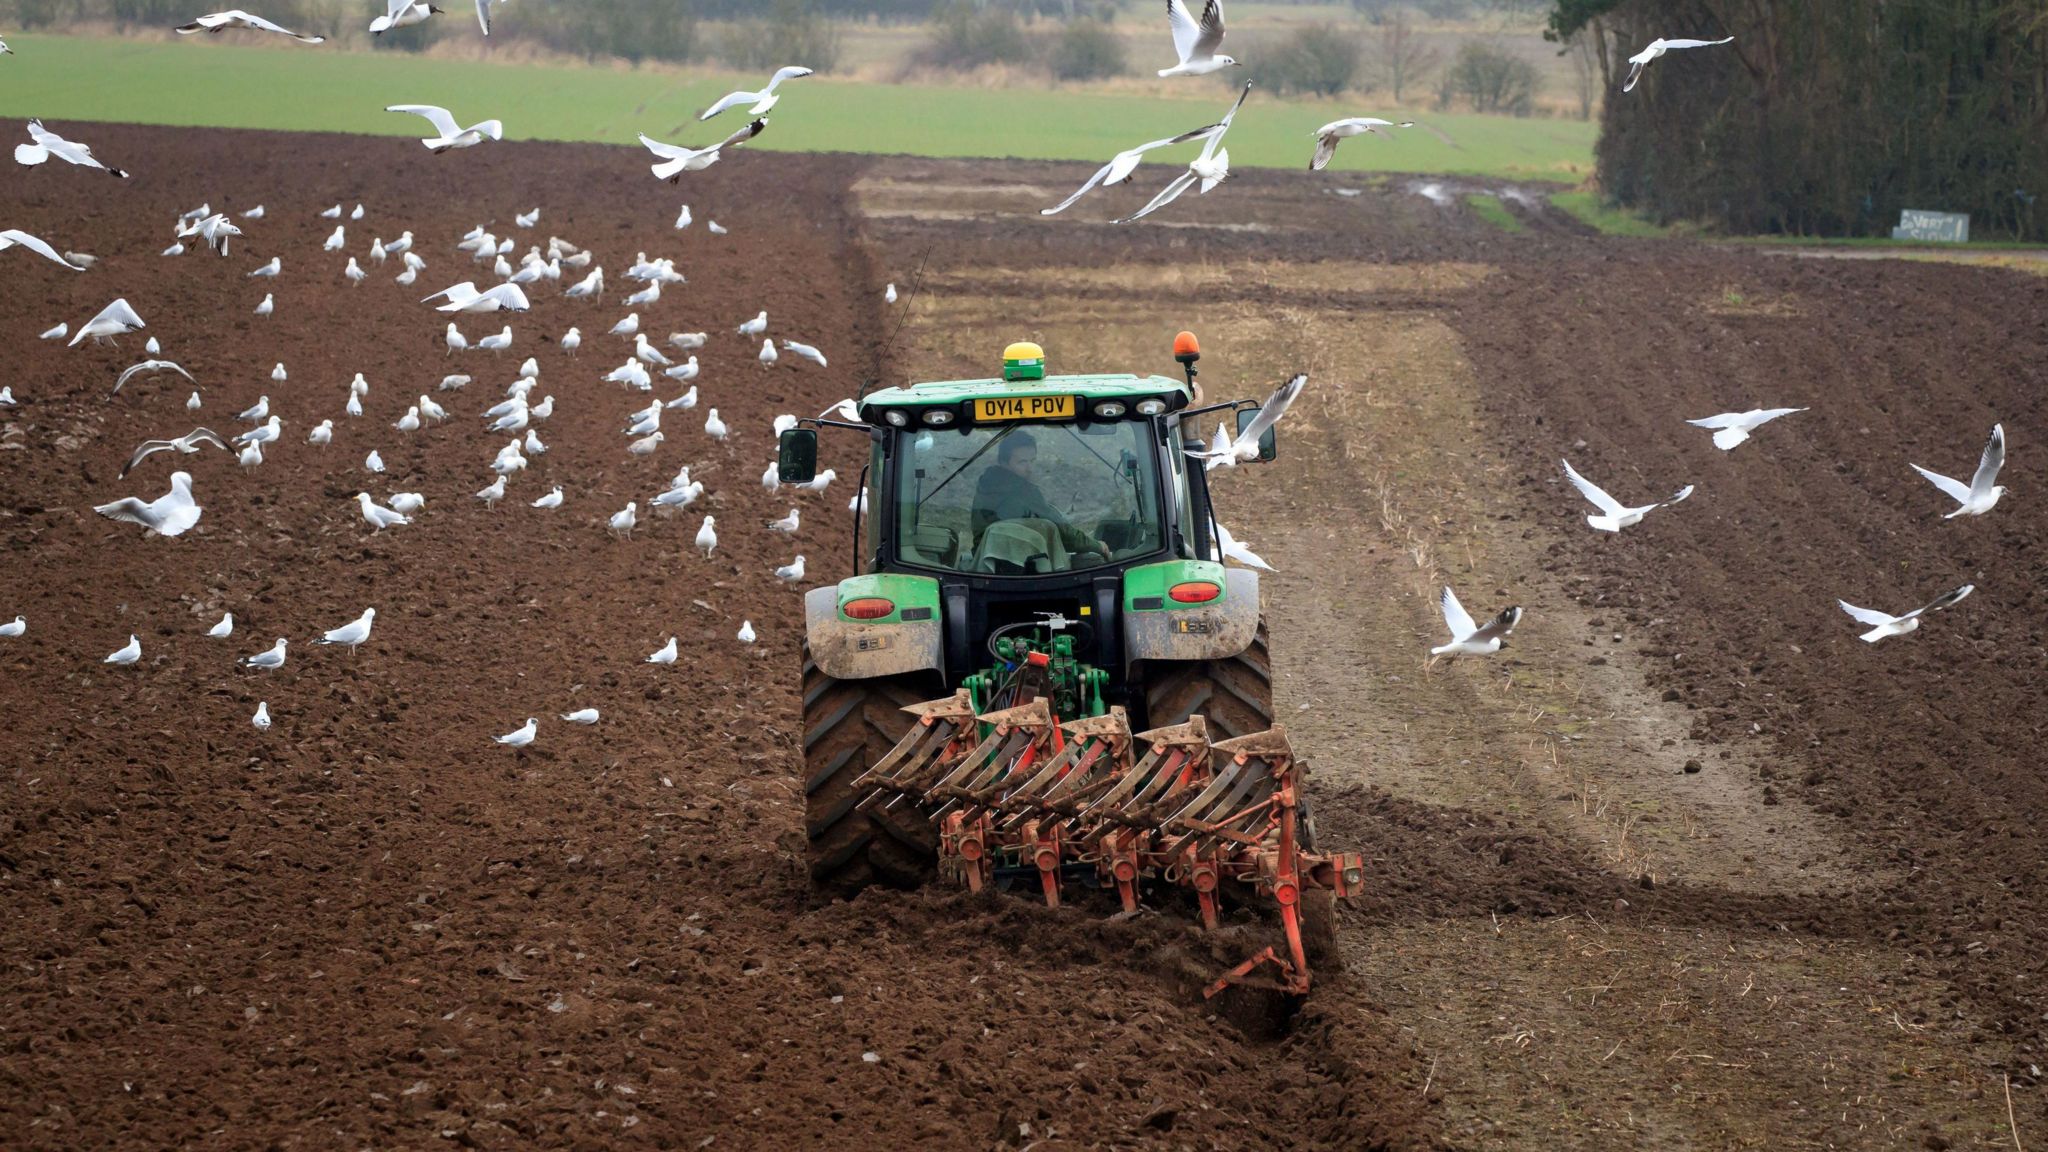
[854,690,1366,998]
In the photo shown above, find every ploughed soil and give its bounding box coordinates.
[2,127,2044,1151]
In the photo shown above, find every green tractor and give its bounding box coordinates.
[779,334,1359,995]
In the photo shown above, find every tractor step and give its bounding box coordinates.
[856,695,1366,998]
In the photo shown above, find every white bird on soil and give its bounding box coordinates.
[695,515,717,556]
[323,224,345,252]
[0,228,88,270]
[647,636,678,664]
[737,620,756,644]
[767,507,799,533]
[782,340,827,367]
[309,419,333,444]
[364,450,386,474]
[95,471,202,536]
[623,280,661,307]
[476,475,506,507]
[531,486,563,509]
[1910,423,2006,518]
[1838,584,1974,644]
[1119,80,1252,223]
[667,357,700,383]
[671,331,708,351]
[314,607,375,651]
[425,281,529,313]
[346,391,364,417]
[514,207,538,228]
[884,283,897,304]
[667,386,700,411]
[1622,35,1735,93]
[529,394,554,420]
[111,359,195,396]
[564,271,603,300]
[675,204,692,230]
[774,555,806,583]
[238,440,264,467]
[1309,117,1415,171]
[15,119,127,177]
[609,312,640,338]
[68,298,146,346]
[737,311,768,338]
[628,431,664,457]
[1429,585,1521,662]
[104,635,142,665]
[387,104,503,152]
[389,492,425,514]
[39,323,67,340]
[177,10,325,41]
[0,616,23,638]
[207,612,234,638]
[560,707,599,724]
[271,362,287,382]
[1560,459,1693,532]
[708,220,728,235]
[654,481,702,510]
[356,492,410,530]
[1157,0,1235,77]
[638,119,767,181]
[495,717,537,748]
[701,66,814,120]
[240,637,288,669]
[345,257,366,286]
[417,394,446,422]
[186,392,202,411]
[248,256,280,278]
[794,468,837,494]
[610,502,638,538]
[762,460,781,492]
[1687,406,1805,451]
[253,702,271,731]
[704,408,728,440]
[254,293,274,316]
[759,339,778,368]
[1190,372,1305,468]
[634,332,671,366]
[477,326,512,354]
[118,426,229,478]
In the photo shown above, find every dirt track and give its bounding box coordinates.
[1,128,2044,1150]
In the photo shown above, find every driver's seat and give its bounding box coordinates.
[976,519,1066,575]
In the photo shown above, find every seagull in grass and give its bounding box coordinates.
[1687,406,1806,451]
[1560,459,1693,532]
[1118,82,1251,223]
[495,717,537,748]
[1838,584,1974,644]
[386,104,503,153]
[314,607,375,651]
[1158,0,1235,77]
[110,359,195,396]
[1188,372,1305,468]
[370,0,440,36]
[68,299,146,347]
[1621,35,1734,93]
[94,471,202,537]
[105,635,141,665]
[15,120,127,177]
[240,637,288,669]
[176,10,326,42]
[1911,423,2007,518]
[699,66,813,120]
[1429,585,1521,664]
[638,119,766,182]
[207,611,234,638]
[1042,118,1233,216]
[1309,117,1415,172]
[355,492,410,531]
[424,281,529,313]
[0,228,87,270]
[118,427,229,478]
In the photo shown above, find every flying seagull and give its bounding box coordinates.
[1158,0,1235,77]
[0,228,87,270]
[386,104,503,152]
[638,119,766,182]
[699,66,813,120]
[175,10,325,42]
[1118,81,1251,223]
[1310,117,1415,172]
[15,120,127,177]
[1622,36,1734,93]
[69,298,147,346]
[111,359,196,396]
[1838,584,1974,643]
[1687,406,1805,451]
[1560,459,1693,531]
[118,427,229,478]
[1042,119,1232,216]
[422,280,530,313]
[1910,423,2006,518]
[370,0,440,35]
[94,471,202,536]
[1189,371,1305,468]
[1430,585,1521,662]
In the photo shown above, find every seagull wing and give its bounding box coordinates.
[387,104,462,138]
[764,65,814,91]
[1468,605,1522,645]
[714,118,768,152]
[1042,160,1118,215]
[1439,585,1477,640]
[1560,459,1627,517]
[421,280,480,305]
[1165,0,1201,63]
[1659,484,1696,507]
[1914,583,1975,618]
[1685,411,1749,429]
[1838,600,1898,627]
[1662,37,1733,49]
[698,89,758,121]
[1622,58,1647,92]
[94,497,157,528]
[118,441,176,478]
[1191,0,1227,59]
[1968,423,2005,499]
[0,228,86,269]
[1233,372,1307,451]
[1310,131,1341,172]
[1197,81,1251,162]
[474,0,491,34]
[1909,462,1971,505]
[239,11,322,40]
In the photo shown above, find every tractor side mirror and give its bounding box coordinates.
[778,428,818,484]
[1235,406,1277,462]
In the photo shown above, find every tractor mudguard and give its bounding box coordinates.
[1121,561,1260,663]
[803,575,944,680]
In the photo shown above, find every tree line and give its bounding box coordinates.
[1549,0,2048,240]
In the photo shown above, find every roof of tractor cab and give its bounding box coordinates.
[860,373,1192,411]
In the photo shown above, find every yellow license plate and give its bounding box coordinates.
[975,395,1074,422]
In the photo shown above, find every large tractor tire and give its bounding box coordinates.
[802,647,942,894]
[1140,619,1273,737]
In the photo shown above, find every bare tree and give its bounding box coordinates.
[1375,8,1441,104]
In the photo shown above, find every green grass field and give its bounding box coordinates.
[0,34,1595,181]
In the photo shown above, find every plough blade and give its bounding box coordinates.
[856,693,1369,999]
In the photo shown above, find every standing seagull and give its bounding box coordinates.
[1041,118,1232,216]
[699,66,813,120]
[1429,586,1521,663]
[1687,406,1806,451]
[495,718,538,748]
[386,104,503,152]
[1157,0,1235,77]
[314,607,376,652]
[638,119,766,181]
[1309,117,1416,171]
[1911,423,2006,518]
[1188,372,1306,468]
[14,120,128,177]
[1622,35,1734,92]
[0,228,88,270]
[94,471,202,537]
[175,10,326,42]
[1838,584,1974,643]
[104,635,142,665]
[1560,459,1693,532]
[1118,82,1252,223]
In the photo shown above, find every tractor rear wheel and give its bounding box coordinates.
[1140,618,1273,737]
[802,647,941,894]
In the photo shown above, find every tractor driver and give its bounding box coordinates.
[971,431,1111,564]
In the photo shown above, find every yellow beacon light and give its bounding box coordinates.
[1002,341,1046,382]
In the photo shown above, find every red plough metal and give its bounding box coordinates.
[855,692,1366,997]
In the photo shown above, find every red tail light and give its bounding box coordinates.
[843,597,896,620]
[1168,581,1221,604]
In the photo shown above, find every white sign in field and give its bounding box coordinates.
[1891,209,1970,243]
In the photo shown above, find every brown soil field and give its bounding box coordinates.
[2,128,2044,1151]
